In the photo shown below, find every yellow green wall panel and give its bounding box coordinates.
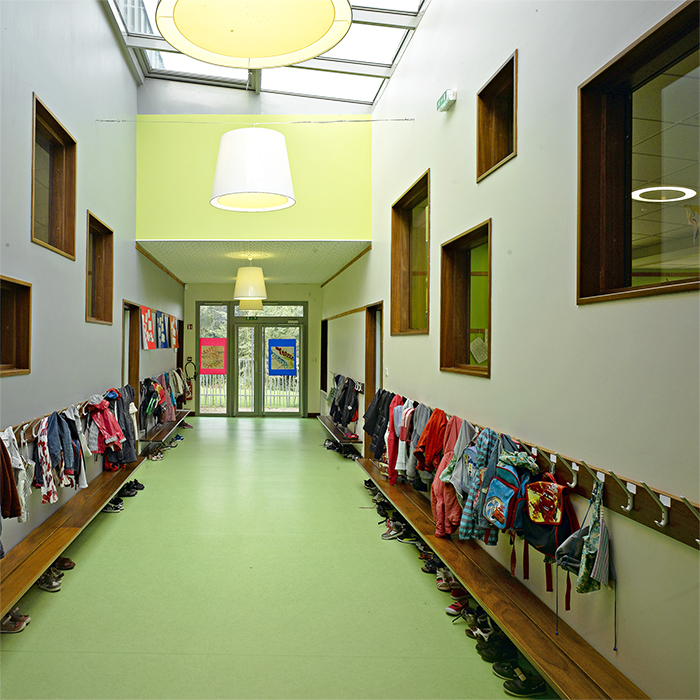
[136,114,371,241]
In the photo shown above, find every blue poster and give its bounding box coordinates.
[268,339,297,376]
[155,310,169,349]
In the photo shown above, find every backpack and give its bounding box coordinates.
[482,455,531,531]
[522,484,579,558]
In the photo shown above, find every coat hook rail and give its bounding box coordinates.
[9,399,92,443]
[608,471,635,513]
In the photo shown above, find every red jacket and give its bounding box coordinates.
[431,415,464,537]
[386,394,404,485]
[413,408,447,473]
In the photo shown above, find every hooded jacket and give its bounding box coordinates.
[431,415,464,537]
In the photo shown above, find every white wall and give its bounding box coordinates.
[0,0,183,551]
[182,283,322,414]
[322,2,699,698]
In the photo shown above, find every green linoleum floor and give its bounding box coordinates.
[0,417,556,700]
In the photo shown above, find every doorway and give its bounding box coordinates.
[197,302,307,417]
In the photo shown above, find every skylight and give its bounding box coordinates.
[108,0,430,106]
[262,67,384,103]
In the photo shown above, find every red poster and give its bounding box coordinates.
[140,306,156,350]
[200,338,227,375]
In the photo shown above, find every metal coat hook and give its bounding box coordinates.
[641,482,668,528]
[558,454,578,488]
[538,449,554,471]
[581,461,602,486]
[680,497,700,545]
[608,471,635,513]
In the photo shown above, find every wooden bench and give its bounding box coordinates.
[317,415,361,455]
[142,409,190,454]
[0,457,146,618]
[359,458,648,700]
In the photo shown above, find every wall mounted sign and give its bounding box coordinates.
[156,311,169,348]
[200,337,227,375]
[268,339,297,376]
[170,315,179,348]
[140,306,156,350]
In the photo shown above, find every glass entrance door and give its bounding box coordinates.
[236,325,256,413]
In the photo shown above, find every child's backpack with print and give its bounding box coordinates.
[482,453,531,531]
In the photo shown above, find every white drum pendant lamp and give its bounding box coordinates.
[234,264,267,300]
[211,128,295,212]
[155,0,352,70]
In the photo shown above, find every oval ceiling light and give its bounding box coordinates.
[155,0,352,69]
[631,186,697,202]
[211,128,295,212]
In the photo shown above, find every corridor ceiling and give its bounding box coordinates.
[137,239,372,285]
[105,1,430,286]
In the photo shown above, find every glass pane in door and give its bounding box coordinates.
[199,304,228,414]
[237,326,255,413]
[264,325,300,413]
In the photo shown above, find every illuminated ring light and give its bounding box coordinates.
[156,0,352,69]
[631,186,697,202]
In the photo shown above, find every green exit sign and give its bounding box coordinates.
[437,90,457,112]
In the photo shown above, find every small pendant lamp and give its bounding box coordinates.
[238,299,264,311]
[155,0,352,70]
[234,259,267,300]
[211,128,295,212]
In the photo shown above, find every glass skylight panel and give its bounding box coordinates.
[115,0,160,36]
[262,67,383,103]
[145,51,248,83]
[319,23,407,65]
[352,0,424,13]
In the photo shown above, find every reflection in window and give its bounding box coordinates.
[631,50,699,287]
[578,3,699,302]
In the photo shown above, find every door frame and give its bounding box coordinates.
[195,300,308,417]
[364,302,383,457]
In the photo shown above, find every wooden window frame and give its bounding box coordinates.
[86,211,114,324]
[390,170,430,335]
[31,94,77,259]
[1,276,32,377]
[440,219,492,378]
[578,2,699,304]
[477,51,518,182]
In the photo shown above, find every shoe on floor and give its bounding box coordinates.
[181,422,194,428]
[436,568,452,592]
[1,613,27,633]
[8,607,31,625]
[446,599,471,616]
[479,637,519,663]
[396,529,420,545]
[421,559,440,574]
[129,479,145,490]
[37,571,61,592]
[492,661,520,681]
[381,520,405,540]
[503,674,547,697]
[450,587,469,600]
[102,502,122,513]
[52,556,75,570]
[119,485,137,497]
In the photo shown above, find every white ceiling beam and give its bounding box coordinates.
[351,8,419,30]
